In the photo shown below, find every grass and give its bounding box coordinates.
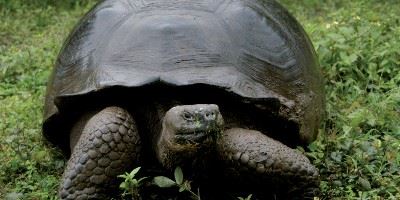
[0,1,98,199]
[0,0,399,199]
[279,0,400,198]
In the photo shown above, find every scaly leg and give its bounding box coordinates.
[217,128,319,199]
[59,107,141,199]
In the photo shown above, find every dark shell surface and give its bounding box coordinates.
[43,0,324,151]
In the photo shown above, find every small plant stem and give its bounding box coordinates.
[188,189,200,200]
[197,188,201,200]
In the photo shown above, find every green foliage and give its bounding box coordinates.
[280,0,400,199]
[118,167,148,200]
[237,194,253,200]
[0,0,95,11]
[0,0,97,199]
[153,167,201,200]
[0,0,399,199]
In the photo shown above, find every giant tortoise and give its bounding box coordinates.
[42,0,325,199]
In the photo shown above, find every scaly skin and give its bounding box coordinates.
[217,128,319,198]
[59,107,141,200]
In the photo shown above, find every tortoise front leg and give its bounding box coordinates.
[59,107,141,199]
[216,128,319,199]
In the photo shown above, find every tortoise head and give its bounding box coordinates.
[156,104,224,169]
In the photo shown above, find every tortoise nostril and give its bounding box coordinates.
[205,111,216,120]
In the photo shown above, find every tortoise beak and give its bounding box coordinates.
[164,104,224,144]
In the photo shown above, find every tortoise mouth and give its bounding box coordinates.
[174,131,209,144]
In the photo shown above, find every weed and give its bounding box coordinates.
[237,194,253,200]
[153,167,201,200]
[118,167,148,200]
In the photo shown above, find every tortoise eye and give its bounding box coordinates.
[182,112,194,121]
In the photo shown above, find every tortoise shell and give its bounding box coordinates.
[43,0,324,151]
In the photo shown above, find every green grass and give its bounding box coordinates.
[279,0,400,198]
[0,0,399,199]
[0,1,98,199]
